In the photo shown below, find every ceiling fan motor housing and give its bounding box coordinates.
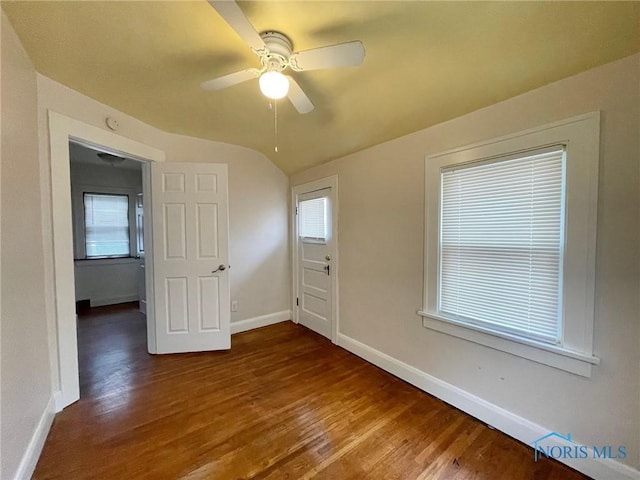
[260,31,293,71]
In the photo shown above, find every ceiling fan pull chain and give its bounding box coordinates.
[274,99,279,153]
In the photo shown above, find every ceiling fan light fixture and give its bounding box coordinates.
[259,71,289,99]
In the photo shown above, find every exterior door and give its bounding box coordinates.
[151,162,230,353]
[297,188,333,339]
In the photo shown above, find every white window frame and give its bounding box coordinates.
[419,112,601,377]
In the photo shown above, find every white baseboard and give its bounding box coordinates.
[231,310,291,335]
[90,294,139,307]
[53,390,65,413]
[337,333,640,480]
[13,396,55,480]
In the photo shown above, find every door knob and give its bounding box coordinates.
[325,255,331,261]
[211,264,227,274]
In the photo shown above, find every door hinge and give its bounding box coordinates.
[295,207,298,215]
[296,297,299,306]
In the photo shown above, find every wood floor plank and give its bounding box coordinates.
[33,304,591,480]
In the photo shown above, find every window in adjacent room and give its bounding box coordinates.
[421,113,600,377]
[83,193,130,258]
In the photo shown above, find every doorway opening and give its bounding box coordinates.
[67,141,151,400]
[48,111,165,411]
[68,142,149,399]
[292,176,338,342]
[69,142,146,314]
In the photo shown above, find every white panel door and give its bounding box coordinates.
[297,188,332,339]
[151,162,230,353]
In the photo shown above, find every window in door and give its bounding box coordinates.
[83,193,130,258]
[298,196,328,241]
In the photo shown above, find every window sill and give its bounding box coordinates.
[74,257,140,267]
[417,311,599,377]
[299,237,327,244]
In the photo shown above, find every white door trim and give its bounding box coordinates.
[291,176,339,343]
[48,111,165,410]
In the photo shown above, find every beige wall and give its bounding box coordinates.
[292,54,640,469]
[1,12,53,479]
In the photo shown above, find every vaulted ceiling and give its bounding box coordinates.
[3,1,638,174]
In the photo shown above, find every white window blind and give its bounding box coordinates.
[439,149,565,344]
[298,197,327,239]
[84,193,130,258]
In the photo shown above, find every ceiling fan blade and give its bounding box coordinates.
[201,68,260,91]
[207,1,266,53]
[289,41,365,72]
[286,76,314,114]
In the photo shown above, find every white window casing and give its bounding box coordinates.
[420,112,601,377]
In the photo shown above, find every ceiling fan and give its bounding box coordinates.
[201,1,366,114]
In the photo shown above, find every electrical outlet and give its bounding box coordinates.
[231,300,238,312]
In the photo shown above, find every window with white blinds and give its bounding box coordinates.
[84,193,130,258]
[423,113,600,375]
[298,197,327,240]
[439,149,565,344]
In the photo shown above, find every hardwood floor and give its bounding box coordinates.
[34,304,590,480]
